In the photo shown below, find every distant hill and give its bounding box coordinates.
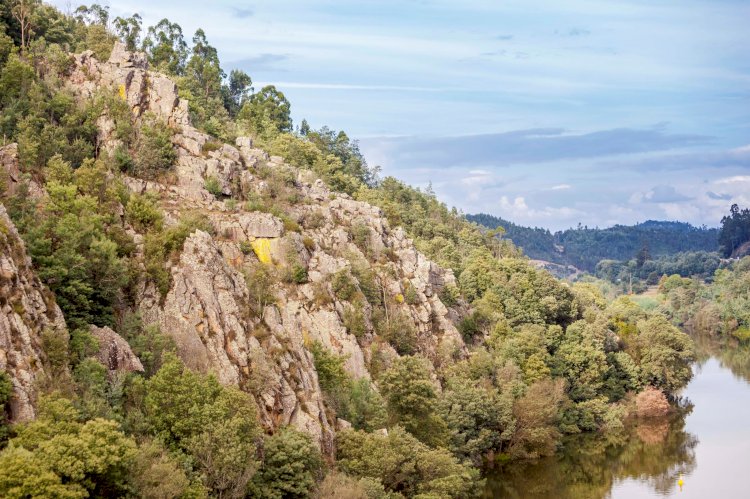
[467,213,719,271]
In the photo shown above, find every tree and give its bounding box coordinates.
[3,396,137,497]
[239,85,292,135]
[439,377,515,465]
[10,0,38,51]
[634,315,695,394]
[0,371,12,443]
[144,355,261,497]
[636,242,650,269]
[249,427,323,499]
[74,4,109,27]
[223,69,252,117]
[336,427,481,498]
[181,28,225,127]
[0,446,87,499]
[379,355,448,447]
[129,439,193,499]
[113,14,142,51]
[719,204,750,257]
[142,19,188,75]
[509,378,566,459]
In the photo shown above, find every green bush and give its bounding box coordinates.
[0,371,12,443]
[379,310,418,356]
[204,175,222,197]
[337,427,481,498]
[239,240,253,254]
[249,427,323,498]
[332,269,358,302]
[132,115,176,179]
[350,221,371,256]
[126,193,164,232]
[144,214,212,296]
[343,303,367,339]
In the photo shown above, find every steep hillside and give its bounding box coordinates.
[2,42,465,452]
[0,9,698,497]
[469,213,719,271]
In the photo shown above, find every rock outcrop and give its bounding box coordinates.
[61,44,467,452]
[0,144,45,199]
[89,325,144,379]
[0,205,67,421]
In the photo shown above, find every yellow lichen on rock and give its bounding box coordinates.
[251,238,273,265]
[118,83,127,100]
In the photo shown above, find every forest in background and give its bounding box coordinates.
[468,213,720,272]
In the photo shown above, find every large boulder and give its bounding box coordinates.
[89,325,144,378]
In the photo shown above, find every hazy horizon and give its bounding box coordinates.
[52,0,750,231]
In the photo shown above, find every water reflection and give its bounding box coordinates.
[486,335,750,498]
[484,413,697,499]
[692,333,750,384]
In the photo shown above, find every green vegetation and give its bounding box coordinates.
[658,256,750,341]
[719,203,750,257]
[595,250,721,293]
[0,4,704,498]
[469,213,719,272]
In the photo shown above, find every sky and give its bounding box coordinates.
[54,0,750,230]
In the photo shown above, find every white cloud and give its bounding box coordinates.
[716,175,750,185]
[549,183,572,190]
[499,196,582,222]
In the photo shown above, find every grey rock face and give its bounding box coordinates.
[62,44,466,454]
[0,205,67,422]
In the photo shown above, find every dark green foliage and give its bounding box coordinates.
[596,250,721,287]
[460,250,579,327]
[310,341,348,395]
[68,328,99,366]
[0,53,99,172]
[112,13,142,51]
[331,269,357,301]
[378,310,418,356]
[142,18,188,75]
[131,115,176,178]
[204,175,221,198]
[239,84,292,135]
[120,314,175,377]
[309,342,386,430]
[0,371,11,443]
[337,427,482,498]
[249,427,323,499]
[9,156,129,329]
[1,395,137,498]
[379,356,449,447]
[439,377,515,465]
[143,355,262,496]
[223,69,252,117]
[469,213,719,272]
[719,203,750,257]
[305,126,376,188]
[350,221,371,255]
[125,192,163,233]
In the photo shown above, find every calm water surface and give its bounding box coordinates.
[485,354,750,498]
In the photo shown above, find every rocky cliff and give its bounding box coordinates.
[0,204,67,421]
[3,42,467,451]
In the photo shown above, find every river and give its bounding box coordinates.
[484,346,750,498]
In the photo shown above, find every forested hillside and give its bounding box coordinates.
[0,3,696,498]
[469,213,719,271]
